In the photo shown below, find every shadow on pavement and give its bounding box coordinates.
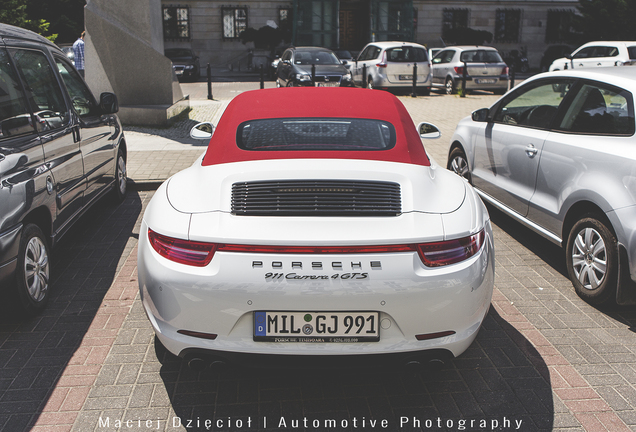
[0,192,144,432]
[158,307,554,431]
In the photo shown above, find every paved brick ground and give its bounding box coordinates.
[1,84,636,432]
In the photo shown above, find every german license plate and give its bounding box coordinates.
[254,311,380,342]
[315,82,339,87]
[399,75,413,80]
[475,78,496,84]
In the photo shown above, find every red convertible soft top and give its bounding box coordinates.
[201,87,430,166]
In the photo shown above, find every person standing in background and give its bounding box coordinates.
[73,31,85,78]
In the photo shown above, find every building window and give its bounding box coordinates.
[546,9,574,43]
[442,9,469,41]
[495,9,522,43]
[163,6,190,40]
[222,7,248,40]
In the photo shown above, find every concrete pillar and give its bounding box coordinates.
[84,0,188,126]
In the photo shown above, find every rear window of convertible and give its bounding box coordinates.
[236,118,396,151]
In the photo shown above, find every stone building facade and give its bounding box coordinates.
[160,0,579,71]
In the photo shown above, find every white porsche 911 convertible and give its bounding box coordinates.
[138,87,494,370]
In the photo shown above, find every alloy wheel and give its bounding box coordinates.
[24,236,49,302]
[571,227,607,290]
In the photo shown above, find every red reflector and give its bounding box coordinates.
[502,66,509,75]
[148,229,217,267]
[217,244,415,254]
[416,331,456,341]
[454,66,464,75]
[177,330,218,340]
[416,230,485,267]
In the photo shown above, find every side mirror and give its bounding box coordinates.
[190,122,215,140]
[100,92,119,114]
[471,108,490,122]
[566,54,573,60]
[417,122,441,139]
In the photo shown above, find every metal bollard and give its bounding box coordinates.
[510,64,515,89]
[207,63,213,100]
[411,63,417,97]
[461,61,467,97]
[260,64,264,89]
[311,64,316,85]
[362,63,367,88]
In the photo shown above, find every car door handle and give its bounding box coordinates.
[597,63,602,66]
[525,144,538,158]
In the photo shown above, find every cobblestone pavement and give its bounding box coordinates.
[1,83,636,432]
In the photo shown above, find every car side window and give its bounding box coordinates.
[0,48,37,139]
[573,47,596,59]
[433,50,450,64]
[443,50,455,63]
[55,57,98,117]
[558,83,635,135]
[10,48,68,132]
[494,80,575,129]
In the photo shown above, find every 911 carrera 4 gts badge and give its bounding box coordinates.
[265,272,368,280]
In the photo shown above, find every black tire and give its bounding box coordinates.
[112,148,127,203]
[520,64,529,74]
[445,77,455,95]
[447,147,471,183]
[14,224,51,315]
[286,81,295,87]
[566,216,618,305]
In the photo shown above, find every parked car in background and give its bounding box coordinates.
[276,47,353,87]
[428,47,442,61]
[138,87,494,369]
[165,48,200,82]
[0,24,127,314]
[540,44,572,71]
[549,41,636,71]
[353,42,432,95]
[334,49,355,70]
[431,46,509,95]
[446,68,636,306]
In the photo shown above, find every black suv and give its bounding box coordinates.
[0,24,127,314]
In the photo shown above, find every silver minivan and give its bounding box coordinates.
[352,42,432,95]
[447,68,636,306]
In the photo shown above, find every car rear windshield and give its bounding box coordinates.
[460,50,503,63]
[237,118,396,151]
[386,47,428,62]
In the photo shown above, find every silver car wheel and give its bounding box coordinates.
[571,227,606,290]
[117,153,127,195]
[24,236,49,302]
[445,78,455,95]
[447,147,471,183]
[450,155,469,179]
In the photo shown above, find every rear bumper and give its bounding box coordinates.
[138,220,495,361]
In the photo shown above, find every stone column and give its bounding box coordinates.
[84,0,188,126]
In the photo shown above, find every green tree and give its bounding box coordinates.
[0,0,57,41]
[575,0,636,41]
[26,0,85,44]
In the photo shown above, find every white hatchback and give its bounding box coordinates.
[549,41,636,71]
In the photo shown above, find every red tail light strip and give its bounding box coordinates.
[147,229,485,268]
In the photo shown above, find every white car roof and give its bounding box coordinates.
[364,41,426,49]
[526,67,636,90]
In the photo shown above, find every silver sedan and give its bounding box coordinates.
[447,67,636,305]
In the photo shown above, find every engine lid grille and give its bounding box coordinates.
[231,180,401,216]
